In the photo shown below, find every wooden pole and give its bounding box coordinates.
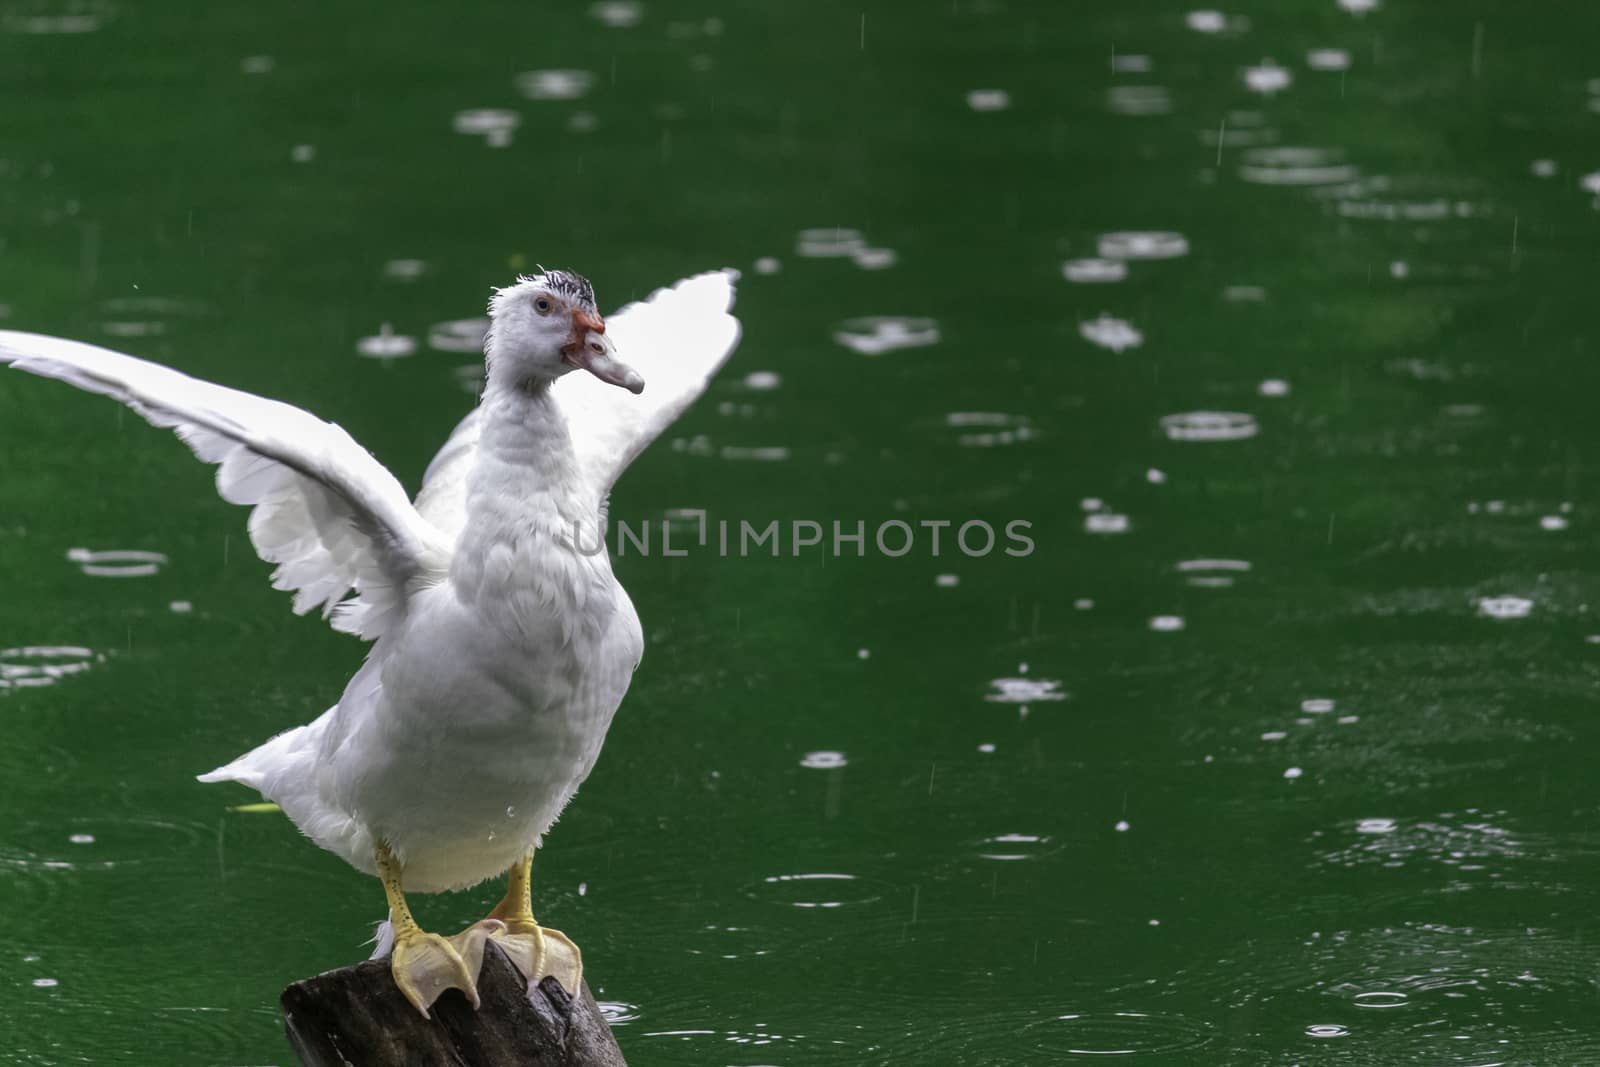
[280,941,628,1066]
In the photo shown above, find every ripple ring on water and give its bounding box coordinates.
[1027,1010,1216,1056]
[1160,411,1260,442]
[745,872,886,909]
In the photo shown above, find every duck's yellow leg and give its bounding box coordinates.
[482,851,583,994]
[376,841,499,1018]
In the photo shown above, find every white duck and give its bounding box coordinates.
[0,267,741,1016]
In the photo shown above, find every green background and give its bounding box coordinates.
[3,0,1600,1062]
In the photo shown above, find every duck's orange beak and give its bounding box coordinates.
[562,308,644,393]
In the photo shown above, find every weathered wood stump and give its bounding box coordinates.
[280,941,628,1066]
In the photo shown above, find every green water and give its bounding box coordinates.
[4,0,1600,1062]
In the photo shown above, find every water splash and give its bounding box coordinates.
[1098,231,1189,259]
[1242,59,1292,94]
[966,89,1011,111]
[1477,596,1533,620]
[452,108,520,148]
[1079,313,1143,352]
[590,0,643,27]
[514,69,594,100]
[355,323,416,359]
[1085,513,1130,534]
[1062,258,1127,283]
[986,677,1067,703]
[833,316,940,356]
[382,259,427,281]
[1307,48,1352,71]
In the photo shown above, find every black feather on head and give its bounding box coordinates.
[532,268,596,311]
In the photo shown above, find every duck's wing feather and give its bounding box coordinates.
[0,331,450,640]
[558,268,741,499]
[414,269,741,536]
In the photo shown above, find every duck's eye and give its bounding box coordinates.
[534,297,553,315]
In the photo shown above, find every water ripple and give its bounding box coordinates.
[1239,146,1360,186]
[1062,258,1127,283]
[66,547,166,578]
[972,833,1062,862]
[12,987,264,1063]
[0,739,77,785]
[0,646,98,691]
[1027,1010,1216,1056]
[796,227,867,258]
[0,815,209,874]
[2,2,112,34]
[747,872,887,909]
[1160,411,1259,442]
[1108,85,1171,116]
[947,411,1034,447]
[1316,810,1522,879]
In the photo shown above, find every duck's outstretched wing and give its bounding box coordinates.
[557,269,742,499]
[0,331,450,640]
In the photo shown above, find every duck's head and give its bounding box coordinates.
[485,269,644,394]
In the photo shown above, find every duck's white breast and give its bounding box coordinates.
[325,536,642,892]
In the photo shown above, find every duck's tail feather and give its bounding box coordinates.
[197,717,321,791]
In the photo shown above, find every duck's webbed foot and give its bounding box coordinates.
[390,921,503,1017]
[486,917,584,996]
[477,851,584,995]
[376,842,503,1018]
